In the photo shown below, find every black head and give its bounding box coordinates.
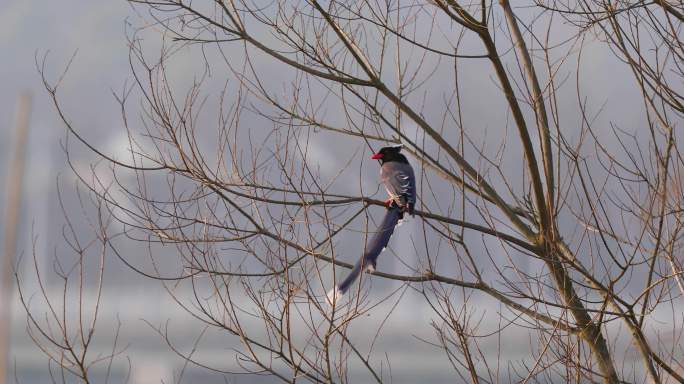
[370,145,408,164]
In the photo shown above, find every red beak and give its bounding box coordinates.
[371,153,383,159]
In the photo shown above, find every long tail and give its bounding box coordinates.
[328,207,402,302]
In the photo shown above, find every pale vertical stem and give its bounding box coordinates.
[0,93,32,384]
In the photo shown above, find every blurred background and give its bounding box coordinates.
[1,1,674,383]
[0,2,213,383]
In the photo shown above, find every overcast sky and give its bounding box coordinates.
[2,1,672,382]
[1,3,190,381]
[0,0,650,275]
[1,1,133,226]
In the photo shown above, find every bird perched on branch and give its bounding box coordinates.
[371,145,416,218]
[327,145,416,303]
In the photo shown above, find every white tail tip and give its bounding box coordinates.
[326,286,342,305]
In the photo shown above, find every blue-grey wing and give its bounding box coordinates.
[381,162,416,206]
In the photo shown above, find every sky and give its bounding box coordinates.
[1,2,206,383]
[1,1,133,227]
[1,1,677,383]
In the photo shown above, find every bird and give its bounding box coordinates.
[327,144,416,304]
[371,145,416,218]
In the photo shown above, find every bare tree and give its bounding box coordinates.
[16,180,127,384]
[21,0,684,383]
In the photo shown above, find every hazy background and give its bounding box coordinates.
[1,2,210,383]
[0,1,667,383]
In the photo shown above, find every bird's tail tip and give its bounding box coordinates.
[326,286,343,306]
